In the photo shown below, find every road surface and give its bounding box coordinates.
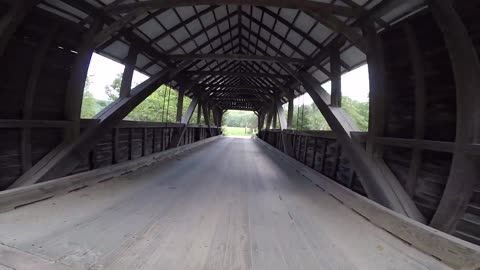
[0,137,451,270]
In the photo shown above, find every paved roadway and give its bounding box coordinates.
[0,137,451,270]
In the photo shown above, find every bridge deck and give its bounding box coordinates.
[0,137,450,270]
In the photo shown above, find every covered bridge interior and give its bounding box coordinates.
[0,0,480,269]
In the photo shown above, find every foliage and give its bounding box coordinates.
[80,90,97,118]
[82,73,369,132]
[283,96,368,132]
[223,110,257,128]
[222,126,254,137]
[80,75,97,118]
[102,73,198,122]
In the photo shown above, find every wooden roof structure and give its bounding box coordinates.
[32,0,425,110]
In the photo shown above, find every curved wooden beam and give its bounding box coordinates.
[429,0,480,233]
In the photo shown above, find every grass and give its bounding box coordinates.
[222,126,256,137]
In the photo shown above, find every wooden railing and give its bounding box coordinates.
[72,120,221,175]
[258,129,367,197]
[0,119,220,190]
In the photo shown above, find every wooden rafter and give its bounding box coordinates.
[105,0,360,18]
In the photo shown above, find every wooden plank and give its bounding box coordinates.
[257,138,480,270]
[0,244,80,270]
[429,0,480,233]
[0,119,72,128]
[0,136,222,214]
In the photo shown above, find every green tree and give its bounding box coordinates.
[81,90,97,118]
[104,73,182,122]
[81,75,97,118]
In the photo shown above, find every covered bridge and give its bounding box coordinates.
[0,0,479,269]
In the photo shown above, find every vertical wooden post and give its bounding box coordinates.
[330,46,342,107]
[265,112,272,130]
[21,25,57,172]
[429,0,480,233]
[272,104,277,129]
[197,101,202,124]
[128,128,133,160]
[112,128,119,164]
[202,103,212,137]
[258,111,266,131]
[176,89,184,122]
[364,22,386,156]
[404,24,426,196]
[64,18,103,140]
[287,95,294,128]
[275,100,294,156]
[142,128,148,156]
[119,47,137,98]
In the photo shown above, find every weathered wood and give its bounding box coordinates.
[21,26,58,172]
[257,138,480,270]
[281,62,424,222]
[170,98,198,148]
[176,89,184,122]
[287,95,294,128]
[169,53,305,64]
[429,0,480,233]
[364,22,386,156]
[64,18,103,140]
[404,23,426,196]
[0,120,72,128]
[330,46,342,107]
[265,112,272,131]
[196,101,201,124]
[106,0,359,18]
[202,103,212,137]
[187,71,291,80]
[119,47,137,98]
[9,67,185,189]
[275,100,294,156]
[0,135,222,214]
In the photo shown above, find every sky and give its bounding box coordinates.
[86,53,370,104]
[86,54,148,100]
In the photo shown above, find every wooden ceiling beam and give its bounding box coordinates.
[169,53,305,64]
[187,71,291,80]
[105,0,360,18]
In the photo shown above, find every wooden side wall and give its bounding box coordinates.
[0,7,220,190]
[378,5,480,245]
[259,130,367,197]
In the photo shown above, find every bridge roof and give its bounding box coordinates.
[36,0,426,110]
